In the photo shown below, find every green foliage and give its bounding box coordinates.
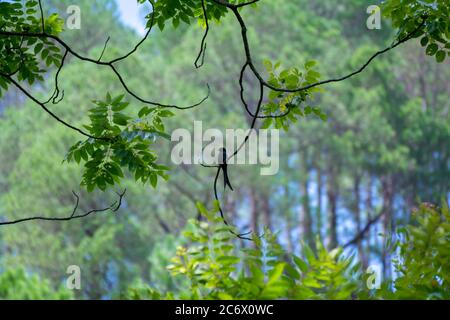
[0,0,449,300]
[0,268,72,300]
[65,93,171,191]
[2,0,447,195]
[0,0,64,96]
[382,203,450,299]
[139,0,257,30]
[382,0,449,63]
[126,203,450,300]
[126,202,361,300]
[141,0,225,30]
[261,60,326,131]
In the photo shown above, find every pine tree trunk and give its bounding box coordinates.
[225,193,237,222]
[381,175,394,279]
[365,175,374,267]
[353,175,367,268]
[300,152,313,246]
[316,165,323,240]
[327,167,338,250]
[284,185,294,253]
[249,188,258,234]
[262,195,271,230]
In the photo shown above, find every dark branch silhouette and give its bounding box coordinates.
[203,0,426,241]
[194,0,209,69]
[0,189,126,226]
[0,72,106,141]
[0,1,210,110]
[343,211,384,248]
[0,0,428,244]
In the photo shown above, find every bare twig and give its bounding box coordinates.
[0,189,126,226]
[343,211,384,248]
[194,0,209,68]
[0,72,107,141]
[97,36,111,63]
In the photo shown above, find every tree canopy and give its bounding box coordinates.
[0,0,448,299]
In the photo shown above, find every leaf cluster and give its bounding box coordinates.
[0,1,64,95]
[383,0,449,63]
[65,93,172,191]
[261,60,327,131]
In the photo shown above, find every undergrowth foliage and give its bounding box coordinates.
[0,268,72,300]
[126,202,449,300]
[383,203,450,299]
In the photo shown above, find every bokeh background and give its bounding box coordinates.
[0,0,449,299]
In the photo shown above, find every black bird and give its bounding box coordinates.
[219,148,233,191]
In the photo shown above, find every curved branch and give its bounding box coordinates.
[212,0,261,9]
[261,20,427,93]
[0,72,108,141]
[0,1,210,110]
[38,0,45,32]
[0,189,126,226]
[205,1,425,240]
[343,211,384,248]
[228,7,426,94]
[212,166,253,241]
[194,0,209,69]
[43,49,68,105]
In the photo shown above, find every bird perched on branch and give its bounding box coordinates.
[219,147,233,191]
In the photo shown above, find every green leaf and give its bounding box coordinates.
[305,60,317,69]
[158,110,175,118]
[113,113,130,126]
[263,59,272,71]
[267,263,285,285]
[112,102,130,112]
[435,50,446,63]
[420,36,429,47]
[149,172,158,188]
[425,43,438,56]
[172,17,180,28]
[303,243,315,263]
[34,43,43,54]
[293,256,308,273]
[261,118,273,129]
[216,256,240,265]
[138,107,150,118]
[111,93,125,104]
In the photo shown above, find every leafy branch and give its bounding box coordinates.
[0,0,447,244]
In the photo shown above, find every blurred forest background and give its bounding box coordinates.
[0,0,449,299]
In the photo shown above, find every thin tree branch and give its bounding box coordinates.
[38,0,45,33]
[204,1,426,240]
[0,2,210,110]
[343,211,384,248]
[194,0,209,69]
[0,189,126,226]
[97,36,110,63]
[0,72,108,141]
[43,49,68,105]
